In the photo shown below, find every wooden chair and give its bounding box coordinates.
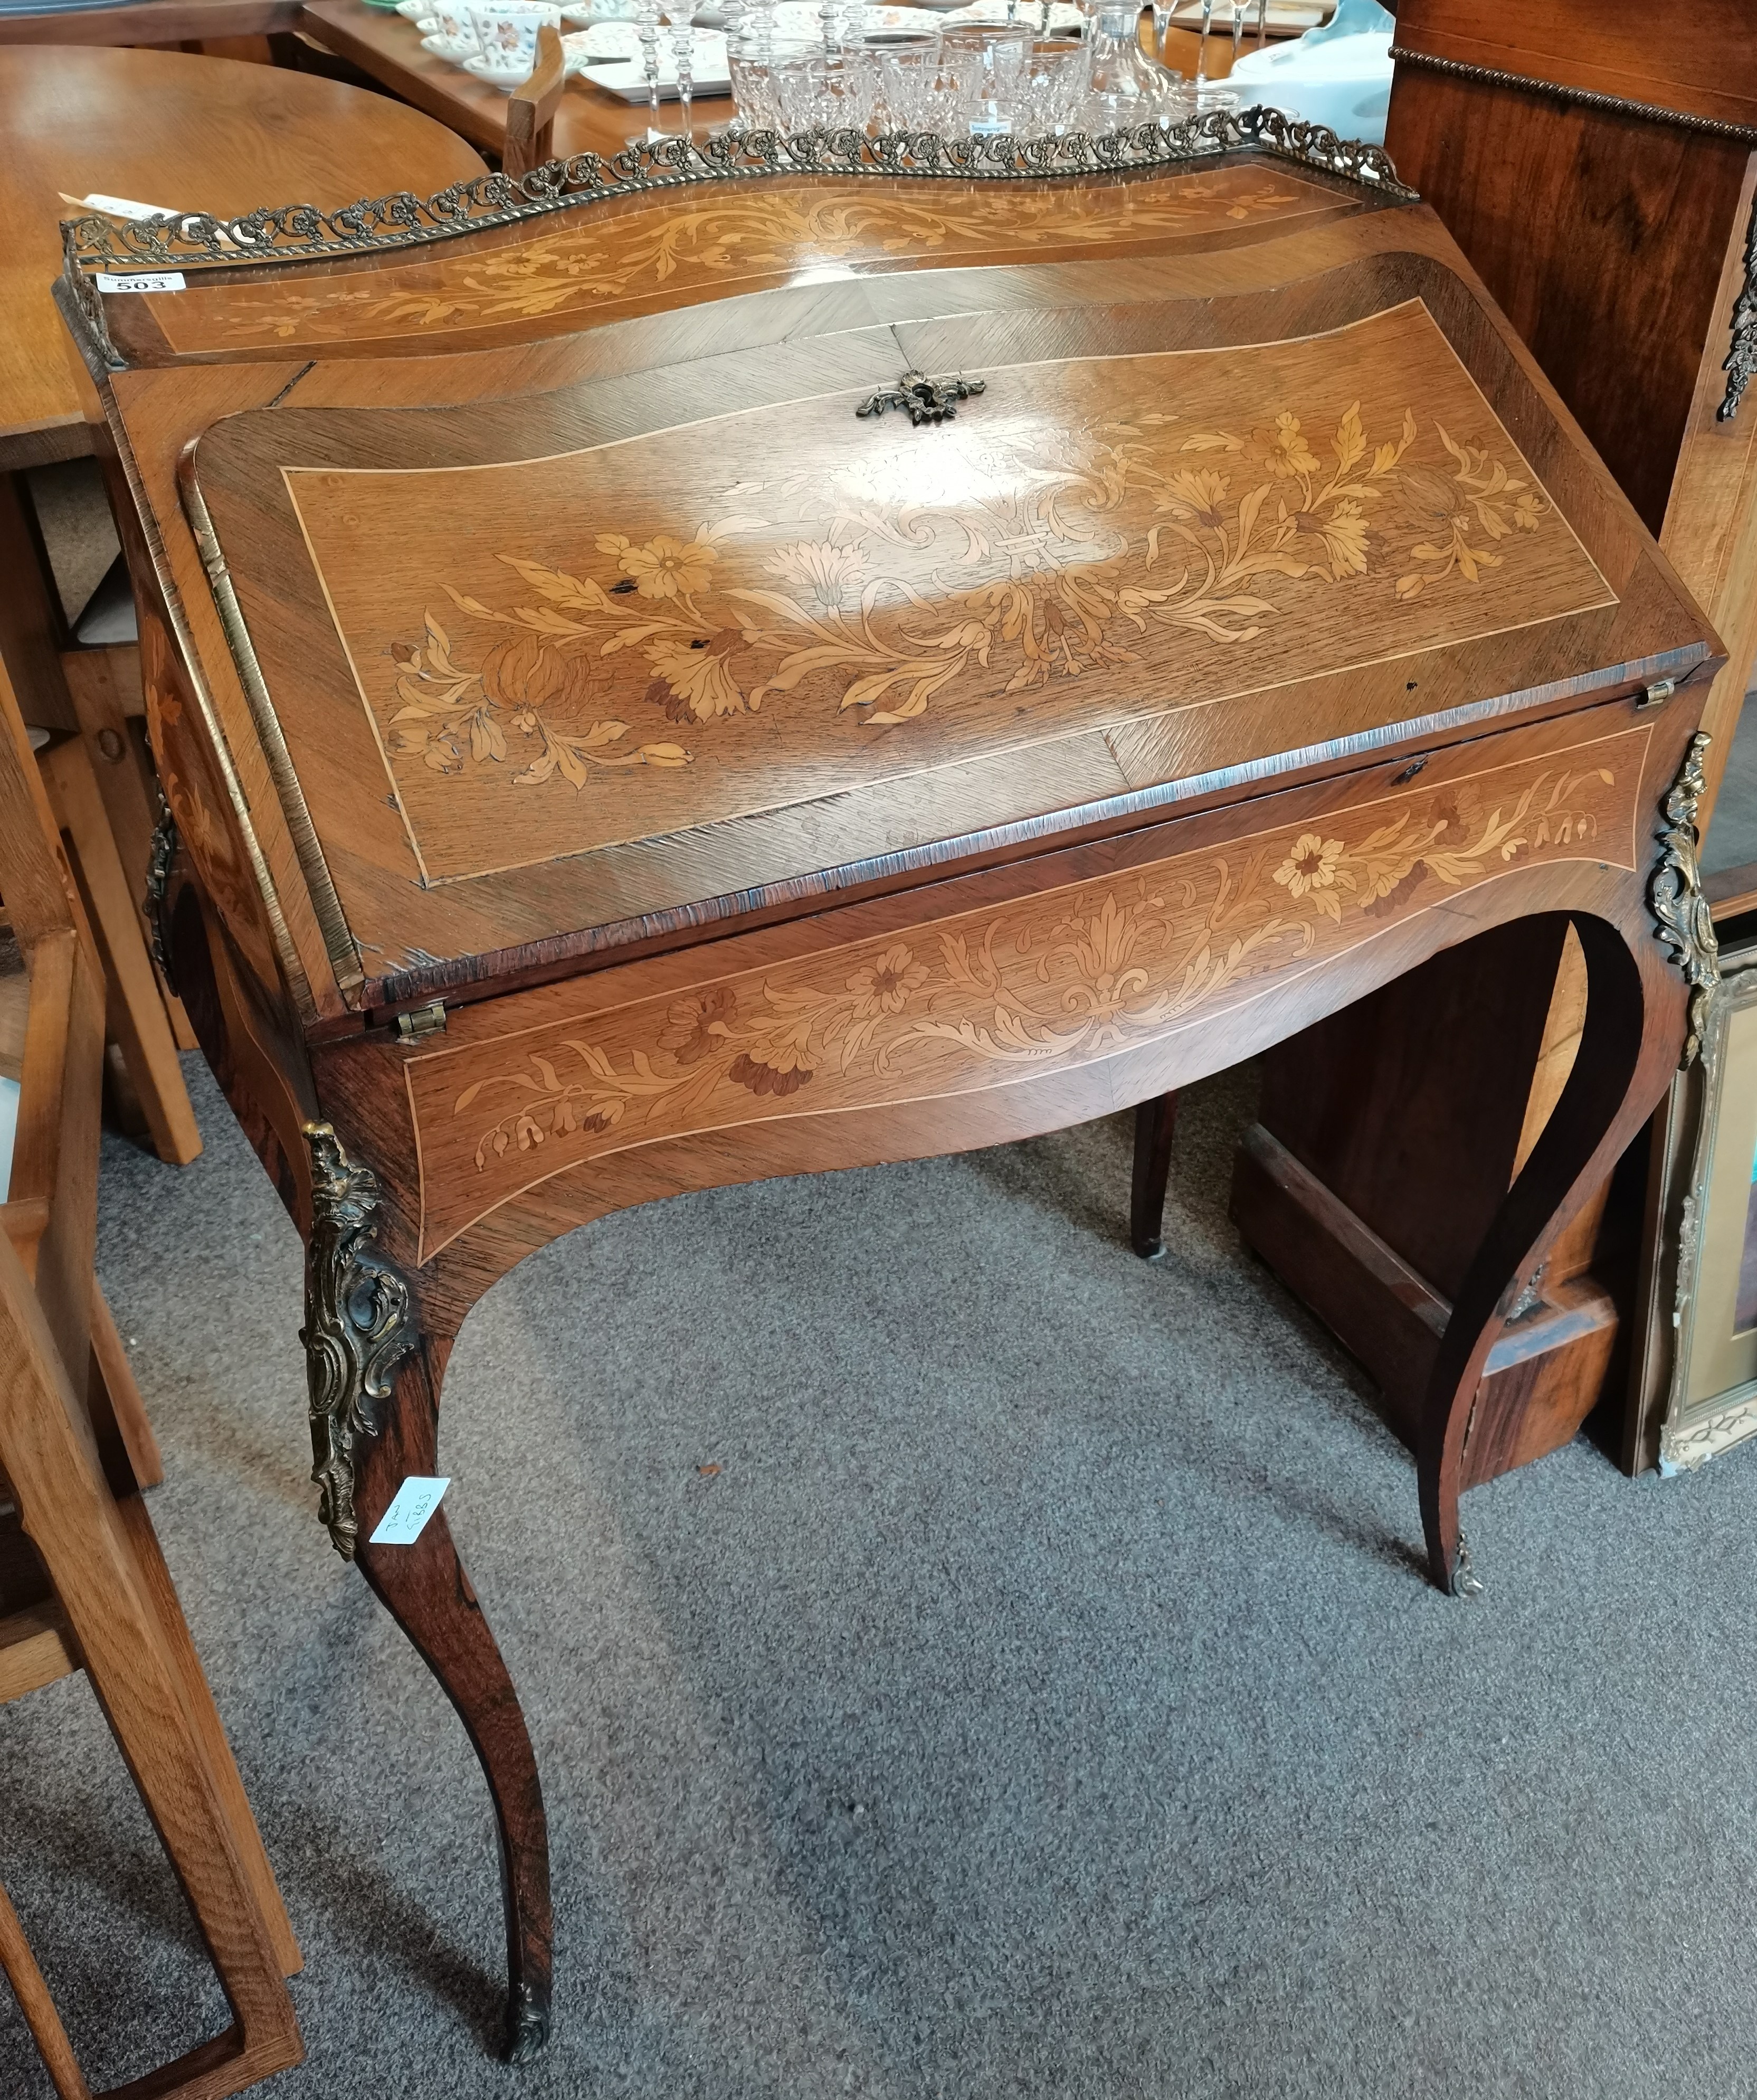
[0,653,302,2099]
[505,23,566,178]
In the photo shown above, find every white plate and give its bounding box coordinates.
[935,1,1085,23]
[773,0,952,23]
[776,0,1085,25]
[1165,0,1329,27]
[570,23,732,95]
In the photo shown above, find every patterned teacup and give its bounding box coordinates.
[420,3,480,54]
[467,0,564,72]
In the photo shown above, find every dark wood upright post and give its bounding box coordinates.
[1232,0,1757,1483]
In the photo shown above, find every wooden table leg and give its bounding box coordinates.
[1131,1091,1179,1260]
[0,472,75,739]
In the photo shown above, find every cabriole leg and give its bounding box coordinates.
[300,1122,553,2062]
[353,1348,554,2065]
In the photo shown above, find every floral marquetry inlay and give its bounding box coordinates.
[154,167,1343,349]
[403,726,1648,1259]
[274,302,1617,890]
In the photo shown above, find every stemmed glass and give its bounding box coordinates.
[631,0,666,139]
[661,0,696,138]
[1147,0,1169,67]
[1190,0,1238,110]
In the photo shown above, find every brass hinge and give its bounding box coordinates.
[394,999,447,1041]
[1637,677,1677,711]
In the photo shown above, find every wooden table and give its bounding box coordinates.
[0,44,485,471]
[302,0,730,159]
[0,0,301,43]
[61,130,1721,2060]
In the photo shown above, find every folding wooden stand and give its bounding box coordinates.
[0,657,302,2099]
[504,23,565,178]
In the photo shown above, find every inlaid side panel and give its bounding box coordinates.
[277,300,1613,890]
[145,167,1352,353]
[404,722,1649,1260]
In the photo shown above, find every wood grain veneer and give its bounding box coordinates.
[59,142,1724,2058]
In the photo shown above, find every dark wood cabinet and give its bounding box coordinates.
[1232,0,1757,1485]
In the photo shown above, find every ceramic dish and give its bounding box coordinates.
[457,31,617,82]
[1227,19,1390,141]
[462,49,535,82]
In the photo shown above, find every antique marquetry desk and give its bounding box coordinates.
[55,112,1723,2059]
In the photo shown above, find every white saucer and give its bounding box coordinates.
[463,49,533,83]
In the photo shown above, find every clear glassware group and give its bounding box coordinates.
[727,4,1208,139]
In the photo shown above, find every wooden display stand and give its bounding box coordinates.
[1226,0,1757,1484]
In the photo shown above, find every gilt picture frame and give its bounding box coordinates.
[1648,926,1757,1473]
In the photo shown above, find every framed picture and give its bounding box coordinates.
[1647,926,1757,1472]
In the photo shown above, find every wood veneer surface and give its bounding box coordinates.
[127,168,1714,1007]
[1391,0,1757,130]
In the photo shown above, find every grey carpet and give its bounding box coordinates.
[25,458,120,629]
[4,1055,1756,2099]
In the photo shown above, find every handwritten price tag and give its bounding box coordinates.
[369,1475,450,1546]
